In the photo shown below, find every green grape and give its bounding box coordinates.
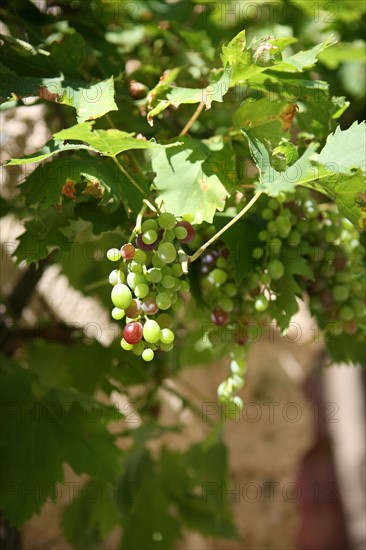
[208,268,227,285]
[158,212,176,230]
[111,284,132,309]
[175,226,188,240]
[276,216,291,238]
[127,272,146,290]
[160,328,175,344]
[157,313,173,328]
[268,259,285,280]
[112,307,125,320]
[219,296,234,313]
[147,268,162,283]
[339,306,354,321]
[232,396,244,410]
[142,230,158,245]
[156,292,171,310]
[333,285,349,302]
[107,248,122,262]
[182,213,194,223]
[142,219,158,232]
[158,242,177,263]
[132,341,145,355]
[172,297,185,311]
[180,281,190,293]
[230,359,247,375]
[164,229,176,242]
[260,272,271,285]
[259,230,269,242]
[216,257,227,269]
[334,271,349,284]
[130,261,143,274]
[133,249,147,264]
[297,220,309,236]
[287,230,301,247]
[261,208,274,221]
[121,338,133,350]
[171,263,183,278]
[161,275,176,289]
[109,269,124,286]
[267,220,278,235]
[351,299,366,318]
[252,247,264,259]
[151,254,165,268]
[161,266,172,276]
[268,198,279,210]
[159,342,174,352]
[224,283,237,297]
[217,381,231,402]
[142,348,154,362]
[134,283,149,299]
[254,295,269,312]
[143,319,161,343]
[230,374,244,390]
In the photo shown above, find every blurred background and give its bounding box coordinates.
[1,1,365,549]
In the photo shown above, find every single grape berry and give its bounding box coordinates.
[254,295,269,312]
[123,321,143,344]
[107,248,122,262]
[124,299,142,318]
[211,307,229,326]
[142,348,154,362]
[136,233,158,252]
[158,212,176,230]
[160,328,175,344]
[121,243,135,260]
[158,242,177,263]
[268,259,285,280]
[143,319,161,343]
[111,284,132,309]
[175,221,195,243]
[141,297,159,315]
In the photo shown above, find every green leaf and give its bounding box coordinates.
[53,122,174,156]
[0,359,122,526]
[147,67,231,125]
[62,480,120,549]
[49,32,86,75]
[310,122,366,228]
[4,141,96,165]
[151,136,232,223]
[270,35,337,72]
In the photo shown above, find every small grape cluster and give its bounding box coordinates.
[198,188,366,407]
[107,212,195,361]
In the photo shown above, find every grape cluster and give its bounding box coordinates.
[198,188,365,406]
[107,212,195,361]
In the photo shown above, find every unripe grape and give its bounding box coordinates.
[142,348,154,362]
[254,295,269,312]
[109,269,124,286]
[171,263,183,278]
[112,307,125,320]
[143,319,161,343]
[141,219,158,232]
[161,275,176,289]
[333,285,349,303]
[134,283,149,299]
[208,268,227,286]
[157,313,173,328]
[158,212,176,230]
[268,259,285,280]
[107,248,121,263]
[339,306,354,321]
[147,268,162,283]
[133,249,147,264]
[111,284,132,309]
[175,221,195,243]
[158,242,177,263]
[127,272,146,290]
[121,338,133,351]
[160,328,175,344]
[156,292,171,310]
[142,230,158,245]
[182,213,194,223]
[132,341,145,355]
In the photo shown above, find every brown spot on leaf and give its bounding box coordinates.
[62,179,76,200]
[38,86,62,103]
[82,181,104,199]
[280,103,298,130]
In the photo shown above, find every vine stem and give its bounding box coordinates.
[188,191,263,263]
[128,199,158,241]
[179,101,205,136]
[112,155,147,196]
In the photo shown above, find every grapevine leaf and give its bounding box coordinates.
[0,359,122,526]
[53,122,176,156]
[62,480,120,548]
[270,35,337,72]
[4,141,96,165]
[242,128,318,196]
[151,137,232,223]
[147,67,231,125]
[308,122,366,227]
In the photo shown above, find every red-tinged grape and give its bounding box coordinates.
[123,321,143,344]
[121,243,135,260]
[136,233,158,252]
[211,307,229,326]
[141,297,159,315]
[175,221,195,243]
[125,299,142,318]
